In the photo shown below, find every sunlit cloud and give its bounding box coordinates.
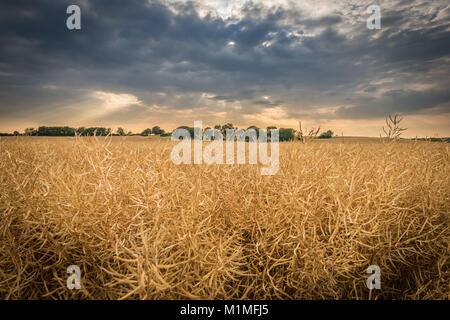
[93,91,142,111]
[82,91,143,120]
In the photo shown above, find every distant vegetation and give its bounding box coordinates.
[1,120,448,142]
[1,126,112,136]
[413,137,450,143]
[318,130,334,139]
[1,126,154,137]
[0,123,309,141]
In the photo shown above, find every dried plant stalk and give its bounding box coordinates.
[297,121,320,143]
[383,114,407,140]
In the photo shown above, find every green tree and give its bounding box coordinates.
[247,125,260,131]
[222,123,235,132]
[141,128,152,136]
[24,128,37,136]
[176,126,194,138]
[318,130,334,139]
[76,127,86,135]
[266,126,277,139]
[152,126,164,135]
[279,128,295,141]
[116,127,126,136]
[246,125,260,140]
[37,126,75,136]
[213,123,235,138]
[79,127,111,136]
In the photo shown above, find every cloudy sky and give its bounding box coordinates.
[0,0,449,136]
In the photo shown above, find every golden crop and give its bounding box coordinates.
[0,136,448,299]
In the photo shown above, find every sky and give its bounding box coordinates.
[0,0,449,137]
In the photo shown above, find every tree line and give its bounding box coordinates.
[0,126,168,137]
[173,124,335,142]
[0,124,336,142]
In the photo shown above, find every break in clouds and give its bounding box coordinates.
[0,0,449,136]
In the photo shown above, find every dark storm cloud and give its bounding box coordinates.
[0,0,449,125]
[336,89,450,119]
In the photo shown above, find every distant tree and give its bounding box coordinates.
[77,127,110,136]
[266,126,277,139]
[279,128,295,141]
[212,123,236,138]
[318,130,334,139]
[152,126,164,135]
[13,131,20,136]
[24,128,37,136]
[222,123,235,132]
[141,128,152,136]
[176,126,194,138]
[246,125,260,140]
[247,125,260,131]
[37,126,75,136]
[76,127,86,135]
[116,127,126,136]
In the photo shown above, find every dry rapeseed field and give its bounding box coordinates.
[0,136,449,299]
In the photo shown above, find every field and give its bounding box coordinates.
[0,136,449,299]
